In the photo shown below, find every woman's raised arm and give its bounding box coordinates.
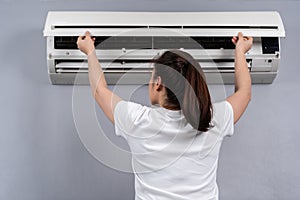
[77,31,122,123]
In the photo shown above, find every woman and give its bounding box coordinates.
[77,32,252,200]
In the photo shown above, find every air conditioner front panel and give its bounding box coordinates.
[46,28,284,37]
[44,11,285,37]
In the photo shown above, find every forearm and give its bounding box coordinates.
[226,33,252,123]
[234,50,252,96]
[87,50,107,95]
[77,31,122,123]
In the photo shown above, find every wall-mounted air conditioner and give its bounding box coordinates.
[43,11,285,84]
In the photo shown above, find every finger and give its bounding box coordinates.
[77,36,82,42]
[232,38,237,44]
[232,36,238,43]
[80,34,87,39]
[249,36,253,43]
[243,37,252,43]
[238,32,243,40]
[85,31,92,38]
[77,36,83,44]
[85,31,91,36]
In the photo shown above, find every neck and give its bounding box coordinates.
[160,95,180,110]
[162,102,180,110]
[152,86,180,110]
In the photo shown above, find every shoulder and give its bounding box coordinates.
[115,100,144,111]
[114,100,150,120]
[113,101,158,139]
[213,101,233,114]
[114,100,158,129]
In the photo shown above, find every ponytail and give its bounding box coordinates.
[182,59,213,132]
[153,50,213,132]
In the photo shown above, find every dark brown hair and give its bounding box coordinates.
[152,49,213,132]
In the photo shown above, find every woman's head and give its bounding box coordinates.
[149,49,213,132]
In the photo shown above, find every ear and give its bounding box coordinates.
[155,76,163,91]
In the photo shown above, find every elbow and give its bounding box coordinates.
[239,86,251,104]
[248,78,252,101]
[95,84,106,98]
[243,80,252,103]
[93,78,108,98]
[247,87,252,103]
[248,91,252,103]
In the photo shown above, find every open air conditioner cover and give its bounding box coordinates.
[43,11,285,84]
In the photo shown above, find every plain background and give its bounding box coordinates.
[0,0,300,199]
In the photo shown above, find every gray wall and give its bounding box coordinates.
[0,0,299,199]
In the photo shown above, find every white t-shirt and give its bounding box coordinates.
[114,100,234,200]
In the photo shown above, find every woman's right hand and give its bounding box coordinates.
[77,31,96,56]
[232,32,253,54]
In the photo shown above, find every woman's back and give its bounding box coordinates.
[77,31,252,199]
[114,100,234,200]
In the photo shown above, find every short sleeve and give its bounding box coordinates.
[113,101,147,140]
[223,101,234,137]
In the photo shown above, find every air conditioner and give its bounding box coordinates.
[43,11,285,84]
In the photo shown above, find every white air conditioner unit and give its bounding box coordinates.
[43,11,285,84]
